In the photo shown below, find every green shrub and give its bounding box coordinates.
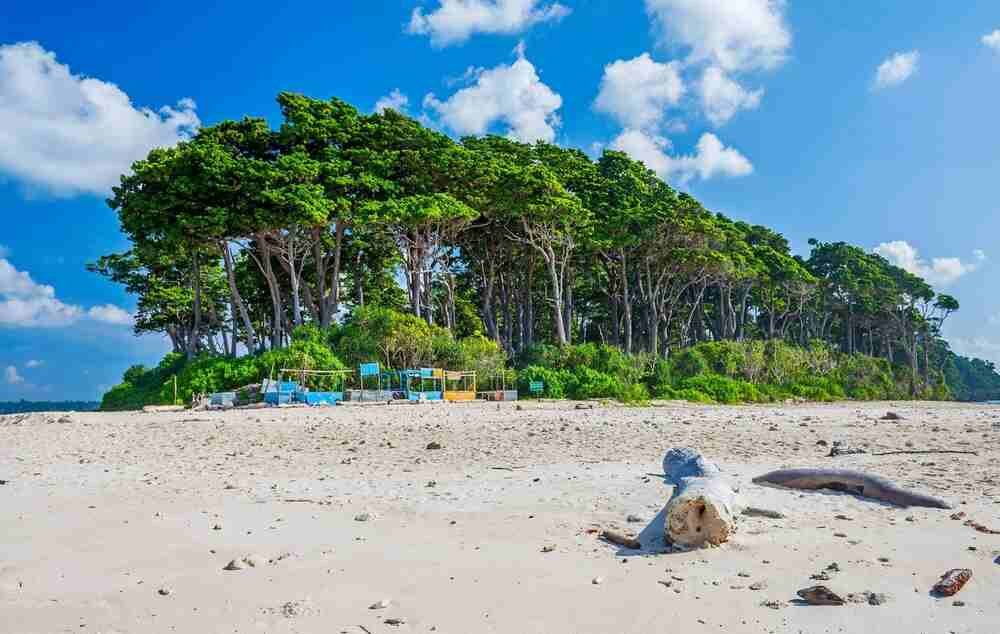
[657,386,716,404]
[161,330,348,404]
[647,358,673,397]
[695,341,745,378]
[680,374,761,404]
[670,347,709,379]
[518,365,576,399]
[834,354,895,400]
[100,352,185,411]
[569,367,623,400]
[456,335,510,389]
[616,381,651,404]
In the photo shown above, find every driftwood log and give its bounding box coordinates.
[662,449,740,547]
[600,529,641,550]
[752,468,951,509]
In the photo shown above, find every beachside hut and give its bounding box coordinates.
[349,362,397,401]
[444,370,477,401]
[477,370,518,401]
[403,367,444,401]
[262,378,299,405]
[277,368,353,406]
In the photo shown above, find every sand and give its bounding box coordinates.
[1,400,998,633]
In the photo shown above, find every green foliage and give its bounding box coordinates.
[92,90,997,411]
[517,343,649,402]
[679,375,761,404]
[670,347,709,379]
[163,330,347,404]
[691,341,745,378]
[945,354,1000,402]
[512,340,909,405]
[101,328,349,409]
[456,335,510,388]
[832,354,897,400]
[101,353,186,411]
[518,365,576,399]
[647,359,673,398]
[330,306,447,370]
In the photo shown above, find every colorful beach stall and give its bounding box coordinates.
[274,368,353,406]
[444,370,477,401]
[350,362,397,401]
[262,379,298,405]
[404,368,444,401]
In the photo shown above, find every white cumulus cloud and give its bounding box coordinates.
[0,257,132,328]
[87,304,135,326]
[25,359,43,368]
[594,54,685,131]
[873,240,983,287]
[0,41,199,197]
[645,0,791,72]
[611,129,752,184]
[4,365,24,385]
[983,30,1000,52]
[374,89,410,114]
[409,0,570,47]
[698,66,763,126]
[424,45,562,143]
[643,0,787,126]
[873,50,919,90]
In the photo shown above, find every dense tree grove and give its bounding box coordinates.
[93,93,996,405]
[944,356,1000,402]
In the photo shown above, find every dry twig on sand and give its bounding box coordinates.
[871,449,977,456]
[600,529,641,550]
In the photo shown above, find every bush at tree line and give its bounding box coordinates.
[102,308,951,410]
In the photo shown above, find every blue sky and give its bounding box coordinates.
[1,0,999,399]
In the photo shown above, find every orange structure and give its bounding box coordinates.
[443,370,477,401]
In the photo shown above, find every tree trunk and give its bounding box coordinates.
[220,241,258,353]
[621,251,633,354]
[480,261,499,342]
[502,275,514,354]
[253,235,284,350]
[545,254,568,346]
[190,251,202,360]
[354,250,365,307]
[322,221,346,327]
[562,267,573,345]
[663,448,739,547]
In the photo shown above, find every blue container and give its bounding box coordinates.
[264,391,293,405]
[300,391,343,406]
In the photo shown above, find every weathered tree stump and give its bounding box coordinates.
[662,448,740,547]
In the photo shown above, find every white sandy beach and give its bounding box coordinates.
[1,401,998,633]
